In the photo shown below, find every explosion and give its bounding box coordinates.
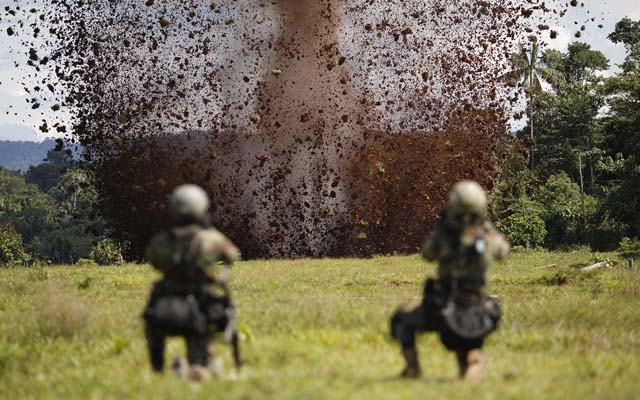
[3,0,598,258]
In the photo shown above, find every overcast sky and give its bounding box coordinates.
[1,0,639,141]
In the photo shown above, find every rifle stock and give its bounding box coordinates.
[231,329,242,370]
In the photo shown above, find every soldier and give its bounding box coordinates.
[143,184,242,380]
[390,181,510,382]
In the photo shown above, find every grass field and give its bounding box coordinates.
[1,250,639,399]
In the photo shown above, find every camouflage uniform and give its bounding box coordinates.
[391,181,509,381]
[143,185,240,376]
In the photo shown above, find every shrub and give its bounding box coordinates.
[76,258,98,267]
[619,237,640,268]
[538,172,596,248]
[0,224,25,266]
[502,212,547,249]
[88,238,124,265]
[500,196,547,248]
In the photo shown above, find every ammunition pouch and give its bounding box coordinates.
[441,291,501,340]
[203,295,234,334]
[422,278,501,341]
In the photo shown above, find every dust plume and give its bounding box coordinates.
[3,0,603,258]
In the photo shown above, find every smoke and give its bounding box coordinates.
[3,0,601,258]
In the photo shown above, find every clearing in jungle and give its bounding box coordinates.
[0,249,638,400]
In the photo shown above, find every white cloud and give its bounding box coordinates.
[7,85,27,97]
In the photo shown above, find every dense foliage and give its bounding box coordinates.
[0,150,120,265]
[618,237,640,267]
[0,224,25,265]
[88,239,124,266]
[492,18,640,252]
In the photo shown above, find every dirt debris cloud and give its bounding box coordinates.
[3,0,603,258]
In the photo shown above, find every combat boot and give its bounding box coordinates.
[172,357,191,381]
[172,357,213,382]
[189,364,212,381]
[400,349,422,378]
[458,349,485,383]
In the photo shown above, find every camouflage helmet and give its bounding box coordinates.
[169,184,210,223]
[446,181,487,217]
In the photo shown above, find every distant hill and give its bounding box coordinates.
[0,139,57,171]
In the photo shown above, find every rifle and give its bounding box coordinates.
[223,302,243,370]
[210,265,243,370]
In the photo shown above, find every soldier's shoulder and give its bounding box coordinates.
[192,228,238,257]
[193,228,228,245]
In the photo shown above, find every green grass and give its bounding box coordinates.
[1,250,639,399]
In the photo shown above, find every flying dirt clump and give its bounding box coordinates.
[4,0,604,258]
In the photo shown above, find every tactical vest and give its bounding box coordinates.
[165,226,206,285]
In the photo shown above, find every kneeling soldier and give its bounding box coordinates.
[391,181,510,382]
[143,184,242,380]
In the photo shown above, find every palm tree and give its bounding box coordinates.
[507,38,564,168]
